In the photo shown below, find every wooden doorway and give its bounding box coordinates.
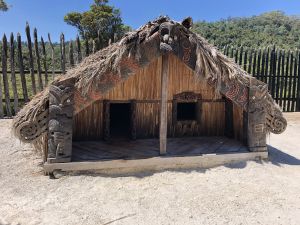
[103,101,137,141]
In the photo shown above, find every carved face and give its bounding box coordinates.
[159,22,178,52]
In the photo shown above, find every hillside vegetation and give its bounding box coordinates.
[193,11,300,49]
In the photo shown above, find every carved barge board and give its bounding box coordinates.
[47,83,74,163]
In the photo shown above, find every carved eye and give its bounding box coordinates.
[160,27,169,36]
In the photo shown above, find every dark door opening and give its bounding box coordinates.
[110,103,131,138]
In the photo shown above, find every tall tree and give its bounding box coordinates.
[64,0,129,46]
[0,0,8,11]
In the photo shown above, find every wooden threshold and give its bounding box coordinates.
[44,151,268,174]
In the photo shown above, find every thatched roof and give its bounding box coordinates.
[12,16,287,148]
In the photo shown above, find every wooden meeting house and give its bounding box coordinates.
[13,16,287,175]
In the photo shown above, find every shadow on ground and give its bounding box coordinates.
[268,145,300,166]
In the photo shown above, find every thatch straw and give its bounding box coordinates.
[12,16,284,155]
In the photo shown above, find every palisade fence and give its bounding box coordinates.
[0,24,108,118]
[222,45,300,113]
[0,25,300,118]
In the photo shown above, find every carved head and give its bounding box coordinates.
[159,21,177,52]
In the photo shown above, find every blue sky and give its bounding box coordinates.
[0,0,300,42]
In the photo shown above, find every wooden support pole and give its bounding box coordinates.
[159,54,169,155]
[247,80,267,152]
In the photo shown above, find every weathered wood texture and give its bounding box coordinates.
[73,55,229,141]
[159,54,169,155]
[48,83,74,163]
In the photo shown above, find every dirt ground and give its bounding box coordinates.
[0,113,299,225]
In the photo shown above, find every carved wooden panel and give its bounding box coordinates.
[247,86,267,152]
[173,91,202,102]
[47,84,74,163]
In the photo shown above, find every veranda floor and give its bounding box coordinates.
[72,136,248,162]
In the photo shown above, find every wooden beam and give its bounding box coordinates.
[44,151,268,175]
[160,54,169,155]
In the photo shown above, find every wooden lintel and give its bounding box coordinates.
[159,54,169,155]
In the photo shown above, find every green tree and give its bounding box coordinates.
[64,0,129,47]
[0,0,8,11]
[193,11,300,49]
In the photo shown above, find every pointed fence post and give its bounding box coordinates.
[60,33,66,74]
[34,28,43,90]
[25,23,37,95]
[2,34,12,117]
[76,35,82,64]
[41,37,49,85]
[17,33,29,103]
[69,40,75,67]
[10,33,19,114]
[48,33,55,80]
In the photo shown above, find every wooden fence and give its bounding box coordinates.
[222,45,300,113]
[0,25,300,118]
[0,24,103,118]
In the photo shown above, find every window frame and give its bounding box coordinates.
[172,92,202,125]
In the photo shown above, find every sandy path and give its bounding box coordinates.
[0,114,299,225]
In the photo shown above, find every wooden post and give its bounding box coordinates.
[159,54,169,155]
[69,41,75,67]
[76,35,82,64]
[47,83,74,163]
[41,37,49,85]
[296,52,300,112]
[247,84,267,152]
[2,34,12,117]
[60,33,66,74]
[85,37,89,57]
[25,23,37,95]
[17,33,29,103]
[48,33,55,80]
[291,50,298,111]
[34,28,43,90]
[10,33,19,114]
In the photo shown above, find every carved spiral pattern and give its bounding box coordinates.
[266,114,287,134]
[16,110,48,143]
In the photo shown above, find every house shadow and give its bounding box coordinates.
[267,145,300,166]
[224,145,300,169]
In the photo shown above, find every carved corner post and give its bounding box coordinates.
[103,100,110,141]
[131,100,137,140]
[247,86,267,152]
[159,54,169,155]
[47,83,74,163]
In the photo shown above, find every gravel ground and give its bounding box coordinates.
[0,113,299,225]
